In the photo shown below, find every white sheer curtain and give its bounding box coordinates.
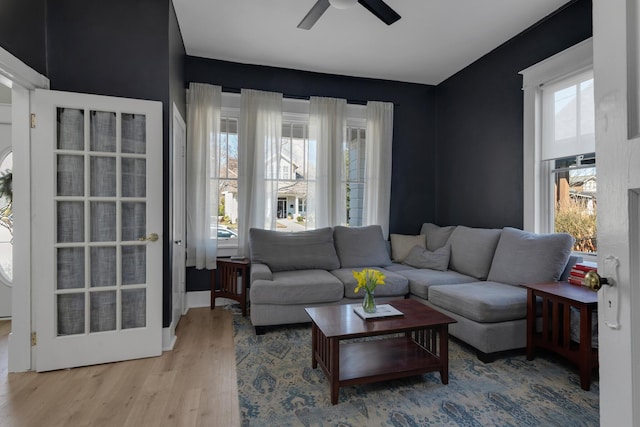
[237,89,283,257]
[307,96,347,229]
[363,101,394,239]
[186,83,221,269]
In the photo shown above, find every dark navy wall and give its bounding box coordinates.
[434,0,592,228]
[170,3,186,120]
[46,0,186,327]
[0,0,47,75]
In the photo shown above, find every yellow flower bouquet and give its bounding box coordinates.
[353,268,385,313]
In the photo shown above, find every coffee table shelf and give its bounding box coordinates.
[305,299,456,404]
[339,336,441,384]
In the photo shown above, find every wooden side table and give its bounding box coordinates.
[523,282,598,390]
[211,258,250,317]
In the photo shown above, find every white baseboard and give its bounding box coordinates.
[186,290,210,308]
[185,290,236,309]
[162,326,177,351]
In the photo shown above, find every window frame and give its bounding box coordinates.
[215,93,366,255]
[520,38,596,261]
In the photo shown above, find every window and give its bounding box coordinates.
[345,127,366,226]
[213,117,239,245]
[521,39,596,256]
[550,153,596,253]
[213,93,368,245]
[542,71,596,254]
[0,151,12,283]
[278,121,310,229]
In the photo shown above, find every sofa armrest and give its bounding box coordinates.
[251,263,273,283]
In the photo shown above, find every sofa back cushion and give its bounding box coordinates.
[487,227,574,285]
[333,225,392,268]
[448,226,502,280]
[420,223,456,251]
[249,227,340,272]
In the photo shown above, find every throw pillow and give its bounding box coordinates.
[333,225,392,268]
[487,227,574,285]
[390,234,426,262]
[403,245,450,271]
[420,223,456,251]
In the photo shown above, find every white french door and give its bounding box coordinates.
[32,89,163,372]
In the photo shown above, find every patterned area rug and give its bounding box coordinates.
[233,315,599,427]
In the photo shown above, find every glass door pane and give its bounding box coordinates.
[54,108,148,336]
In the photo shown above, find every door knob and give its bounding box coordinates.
[138,233,159,242]
[583,270,609,291]
[174,240,182,245]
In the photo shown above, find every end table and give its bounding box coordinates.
[523,281,598,390]
[211,257,250,317]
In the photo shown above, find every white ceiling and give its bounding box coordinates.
[173,0,571,86]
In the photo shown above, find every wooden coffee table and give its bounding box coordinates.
[304,299,456,404]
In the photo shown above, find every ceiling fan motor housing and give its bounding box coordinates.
[329,0,358,9]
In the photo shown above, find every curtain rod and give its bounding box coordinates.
[220,86,399,107]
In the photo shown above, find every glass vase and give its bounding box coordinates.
[362,289,376,313]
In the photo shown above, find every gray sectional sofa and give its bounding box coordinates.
[248,223,577,360]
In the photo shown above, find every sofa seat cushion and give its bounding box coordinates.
[332,267,409,298]
[396,269,477,300]
[487,227,574,285]
[249,227,340,272]
[250,270,344,305]
[448,226,502,280]
[333,225,392,268]
[428,282,528,323]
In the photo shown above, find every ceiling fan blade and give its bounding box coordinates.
[298,0,331,30]
[358,0,401,25]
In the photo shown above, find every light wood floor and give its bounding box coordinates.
[0,308,240,427]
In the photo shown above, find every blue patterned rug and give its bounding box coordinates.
[233,315,599,426]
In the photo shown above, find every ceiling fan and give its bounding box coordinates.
[298,0,401,30]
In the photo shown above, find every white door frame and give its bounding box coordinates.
[0,46,49,372]
[165,102,186,351]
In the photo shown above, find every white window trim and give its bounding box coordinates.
[520,39,593,225]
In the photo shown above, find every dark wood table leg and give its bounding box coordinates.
[330,338,340,405]
[526,289,535,360]
[311,323,318,369]
[439,325,449,384]
[579,304,593,390]
[210,268,216,309]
